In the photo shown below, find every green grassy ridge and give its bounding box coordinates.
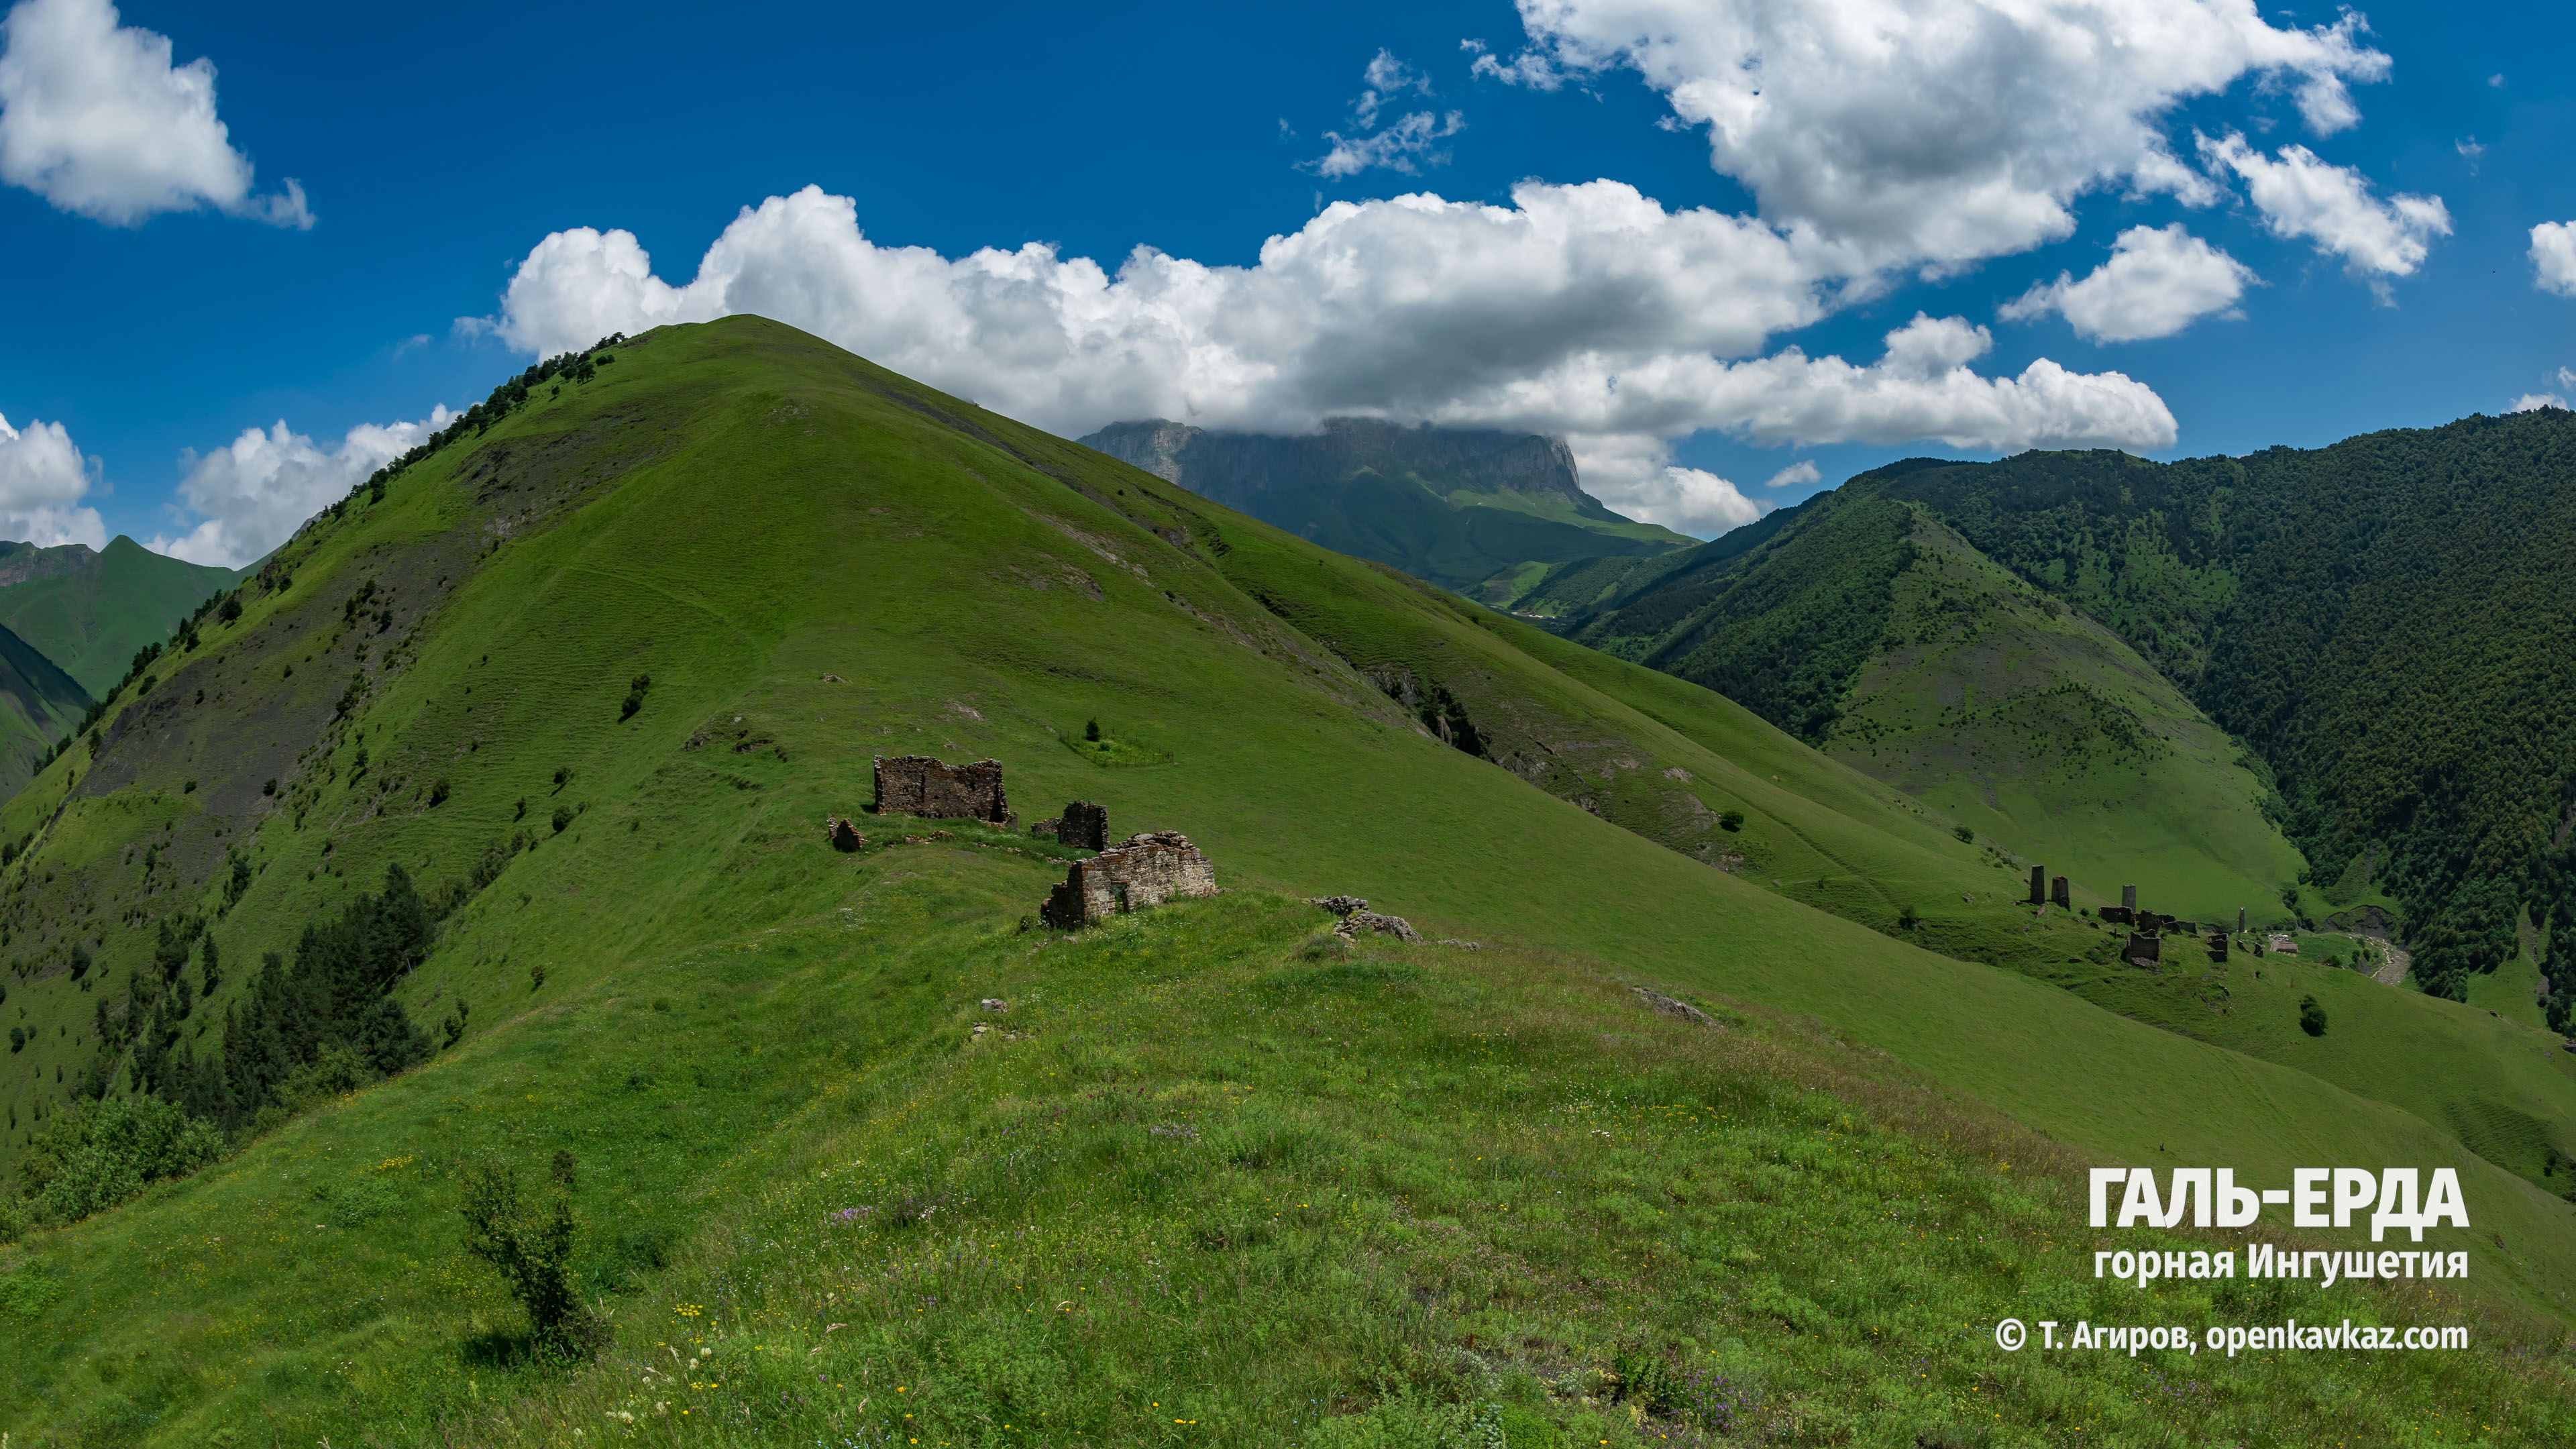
[7,876,2565,1446]
[1152,476,2082,952]
[0,319,2573,1438]
[1851,427,2576,1006]
[1823,509,2304,923]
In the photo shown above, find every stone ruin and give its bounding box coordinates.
[824,816,865,852]
[1029,800,1109,851]
[2051,875,2070,909]
[2125,932,2161,967]
[873,755,1015,827]
[1039,831,1219,928]
[2028,865,2046,906]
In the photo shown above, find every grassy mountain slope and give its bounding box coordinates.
[1518,477,2576,1201]
[1,318,2571,1440]
[1542,488,2300,920]
[0,535,247,699]
[0,625,87,790]
[1080,417,1690,594]
[1824,508,2304,922]
[1858,426,2576,1011]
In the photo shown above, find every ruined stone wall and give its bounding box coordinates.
[1040,831,1217,927]
[873,755,1014,826]
[1060,801,1108,852]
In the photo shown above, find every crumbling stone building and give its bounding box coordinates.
[1039,831,1218,928]
[1031,800,1109,850]
[873,755,1014,826]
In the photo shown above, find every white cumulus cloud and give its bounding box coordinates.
[472,184,2175,516]
[2199,133,2448,280]
[1763,459,1819,488]
[2508,394,2564,414]
[151,410,451,567]
[1474,0,2389,270]
[0,412,105,547]
[2000,223,2254,341]
[1619,464,1764,536]
[2530,222,2576,298]
[0,0,307,227]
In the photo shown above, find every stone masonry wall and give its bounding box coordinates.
[1040,831,1218,927]
[873,755,1014,826]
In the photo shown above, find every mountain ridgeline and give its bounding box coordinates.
[1079,416,1692,594]
[1528,413,2576,1012]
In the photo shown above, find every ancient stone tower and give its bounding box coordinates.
[2029,865,2046,906]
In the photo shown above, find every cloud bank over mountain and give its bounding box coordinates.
[470,183,2175,523]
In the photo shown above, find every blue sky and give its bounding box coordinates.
[1,0,2571,561]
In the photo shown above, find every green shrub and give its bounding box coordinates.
[458,1155,601,1356]
[273,1042,371,1115]
[1719,810,1745,831]
[551,804,573,834]
[30,1095,227,1227]
[2300,995,2328,1036]
[1951,823,1974,843]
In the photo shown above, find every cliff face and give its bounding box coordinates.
[1084,417,1599,515]
[1077,417,1684,592]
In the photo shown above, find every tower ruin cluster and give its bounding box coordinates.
[868,755,1218,928]
[2027,871,2258,968]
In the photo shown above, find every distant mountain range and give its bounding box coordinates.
[1078,417,1693,593]
[0,537,246,790]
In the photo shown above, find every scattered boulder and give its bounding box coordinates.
[1335,910,1421,944]
[1313,894,1423,943]
[980,998,1008,1013]
[1629,986,1717,1028]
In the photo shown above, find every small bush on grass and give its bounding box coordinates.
[459,1154,604,1358]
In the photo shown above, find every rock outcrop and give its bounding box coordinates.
[1312,894,1422,943]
